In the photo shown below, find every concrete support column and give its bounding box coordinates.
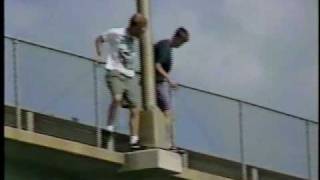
[121,0,184,174]
[250,167,259,180]
[136,0,171,149]
[26,111,34,132]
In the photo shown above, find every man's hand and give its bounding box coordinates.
[94,36,105,64]
[94,55,105,64]
[168,79,179,90]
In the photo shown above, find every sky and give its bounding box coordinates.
[5,0,318,121]
[5,0,318,122]
[4,1,318,177]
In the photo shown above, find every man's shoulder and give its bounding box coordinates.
[103,27,126,36]
[155,39,170,48]
[156,39,170,45]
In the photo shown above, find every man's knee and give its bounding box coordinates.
[131,106,141,115]
[112,94,123,105]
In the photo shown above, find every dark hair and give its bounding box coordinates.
[129,16,138,26]
[174,27,189,40]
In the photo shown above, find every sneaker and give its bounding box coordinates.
[130,141,144,151]
[121,99,130,109]
[121,103,130,109]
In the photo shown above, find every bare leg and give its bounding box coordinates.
[107,95,122,127]
[163,110,176,148]
[129,107,141,137]
[105,95,121,150]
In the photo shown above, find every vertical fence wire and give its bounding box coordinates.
[12,39,22,129]
[305,121,312,180]
[93,63,102,147]
[239,102,248,180]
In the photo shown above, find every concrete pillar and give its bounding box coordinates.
[136,0,171,149]
[123,1,184,174]
[16,108,22,129]
[107,135,115,151]
[26,111,34,132]
[251,167,259,180]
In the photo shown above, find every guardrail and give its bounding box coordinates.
[4,36,318,180]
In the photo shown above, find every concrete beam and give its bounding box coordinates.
[4,126,124,164]
[121,149,183,174]
[5,105,303,180]
[176,169,232,180]
[5,126,231,180]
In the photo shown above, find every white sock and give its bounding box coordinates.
[106,125,114,132]
[130,136,139,144]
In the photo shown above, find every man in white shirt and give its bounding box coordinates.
[95,13,147,150]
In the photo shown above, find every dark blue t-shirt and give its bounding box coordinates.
[154,39,172,82]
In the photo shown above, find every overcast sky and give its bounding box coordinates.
[5,0,318,121]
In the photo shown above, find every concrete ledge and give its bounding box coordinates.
[121,149,183,174]
[4,126,124,164]
[176,169,232,180]
[5,125,232,179]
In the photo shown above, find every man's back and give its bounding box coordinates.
[154,39,172,82]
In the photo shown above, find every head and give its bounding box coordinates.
[127,13,147,38]
[171,27,189,48]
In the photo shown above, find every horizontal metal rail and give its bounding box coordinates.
[4,35,318,124]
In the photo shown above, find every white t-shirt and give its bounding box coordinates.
[100,28,138,77]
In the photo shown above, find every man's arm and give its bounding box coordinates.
[94,35,106,64]
[155,63,170,81]
[154,43,170,81]
[155,63,178,88]
[154,42,178,88]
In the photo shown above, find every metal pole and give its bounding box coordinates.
[93,63,102,147]
[305,121,312,180]
[12,40,22,129]
[239,102,248,180]
[136,0,156,110]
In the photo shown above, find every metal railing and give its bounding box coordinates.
[4,36,318,180]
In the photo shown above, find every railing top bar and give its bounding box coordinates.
[5,35,97,63]
[179,84,317,124]
[5,35,318,124]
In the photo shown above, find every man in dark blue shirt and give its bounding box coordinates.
[154,27,189,149]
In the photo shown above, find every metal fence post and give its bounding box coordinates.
[305,121,312,180]
[93,63,102,148]
[239,102,248,180]
[12,39,22,129]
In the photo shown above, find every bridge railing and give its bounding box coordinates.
[4,36,318,180]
